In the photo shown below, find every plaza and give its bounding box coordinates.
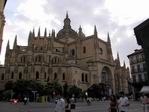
[0,101,142,112]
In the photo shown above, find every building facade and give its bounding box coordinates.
[0,0,7,53]
[114,53,130,94]
[0,14,130,94]
[128,49,147,98]
[134,19,149,82]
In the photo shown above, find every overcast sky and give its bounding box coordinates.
[1,0,149,67]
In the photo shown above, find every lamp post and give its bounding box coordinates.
[32,91,37,102]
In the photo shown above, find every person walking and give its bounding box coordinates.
[54,95,65,112]
[109,95,118,112]
[118,92,129,112]
[65,98,71,112]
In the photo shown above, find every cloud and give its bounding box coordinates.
[1,0,147,67]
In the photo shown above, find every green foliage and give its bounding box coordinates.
[68,85,82,98]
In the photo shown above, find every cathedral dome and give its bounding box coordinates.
[57,28,78,39]
[57,13,78,39]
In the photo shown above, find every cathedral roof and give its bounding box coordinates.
[57,13,78,39]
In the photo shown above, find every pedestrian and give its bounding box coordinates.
[23,96,28,105]
[109,95,118,112]
[118,92,129,112]
[140,94,145,112]
[65,98,71,112]
[141,94,149,112]
[54,94,65,112]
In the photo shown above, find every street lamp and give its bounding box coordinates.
[32,91,37,102]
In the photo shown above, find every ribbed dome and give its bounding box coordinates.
[57,28,78,39]
[57,13,78,39]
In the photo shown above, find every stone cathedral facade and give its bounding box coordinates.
[0,14,130,94]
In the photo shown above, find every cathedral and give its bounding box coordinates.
[0,13,130,95]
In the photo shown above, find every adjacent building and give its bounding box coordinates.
[0,0,7,53]
[0,13,130,95]
[128,49,147,98]
[134,19,149,82]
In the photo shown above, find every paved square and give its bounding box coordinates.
[0,101,142,112]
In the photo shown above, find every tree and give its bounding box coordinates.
[68,85,82,98]
[5,81,14,90]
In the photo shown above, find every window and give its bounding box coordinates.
[143,63,146,71]
[81,73,84,82]
[62,73,65,80]
[19,72,22,79]
[137,64,140,72]
[36,71,39,80]
[132,75,136,82]
[83,47,86,54]
[1,74,4,80]
[71,49,75,56]
[85,74,88,82]
[54,73,57,80]
[49,55,51,63]
[99,48,103,55]
[44,72,46,79]
[11,72,14,79]
[138,74,142,82]
[144,73,148,81]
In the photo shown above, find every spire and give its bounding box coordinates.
[117,52,120,66]
[38,27,40,37]
[64,12,71,29]
[94,25,97,37]
[123,61,126,68]
[32,28,35,37]
[44,28,47,37]
[52,29,55,38]
[66,11,69,18]
[29,31,32,38]
[13,35,17,49]
[107,32,111,42]
[117,52,120,61]
[79,25,82,32]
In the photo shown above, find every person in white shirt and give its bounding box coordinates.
[54,95,65,112]
[118,92,129,112]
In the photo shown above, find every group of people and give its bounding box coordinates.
[54,95,75,112]
[109,92,129,112]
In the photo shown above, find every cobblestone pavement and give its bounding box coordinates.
[0,101,142,112]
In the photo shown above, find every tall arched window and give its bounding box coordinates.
[11,72,14,79]
[81,73,84,82]
[85,74,88,82]
[62,73,65,80]
[83,46,86,53]
[1,73,4,80]
[54,73,57,80]
[19,72,22,79]
[36,71,39,80]
[44,72,46,79]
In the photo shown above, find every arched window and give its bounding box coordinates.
[1,73,4,80]
[85,74,88,82]
[44,72,46,79]
[81,73,84,82]
[36,71,39,80]
[83,46,86,53]
[38,56,41,62]
[19,72,22,79]
[62,73,65,80]
[11,72,14,79]
[54,73,57,80]
[70,49,75,56]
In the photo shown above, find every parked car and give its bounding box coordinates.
[9,99,18,104]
